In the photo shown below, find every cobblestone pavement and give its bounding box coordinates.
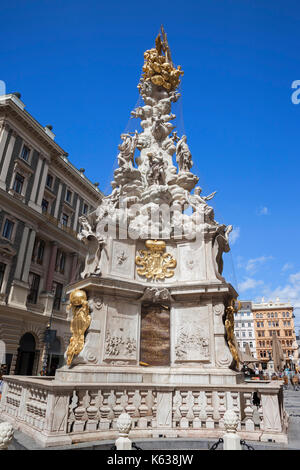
[284,387,300,449]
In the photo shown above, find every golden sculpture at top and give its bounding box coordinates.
[136,239,177,280]
[225,298,241,369]
[141,25,184,91]
[66,289,91,366]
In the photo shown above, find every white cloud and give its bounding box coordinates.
[246,256,273,273]
[229,227,240,245]
[264,272,300,308]
[258,206,269,215]
[263,271,300,329]
[238,277,264,293]
[282,262,294,272]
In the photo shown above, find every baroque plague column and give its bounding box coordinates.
[0,28,287,447]
[57,27,240,383]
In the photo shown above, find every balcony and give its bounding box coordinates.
[43,212,78,238]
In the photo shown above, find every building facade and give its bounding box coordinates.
[252,298,296,367]
[0,92,102,376]
[234,300,257,357]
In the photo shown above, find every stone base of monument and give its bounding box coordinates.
[55,365,244,385]
[0,374,288,448]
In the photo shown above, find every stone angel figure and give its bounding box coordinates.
[78,215,106,278]
[213,224,233,276]
[117,131,138,168]
[176,135,193,173]
[187,186,217,211]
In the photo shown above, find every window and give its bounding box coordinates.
[2,219,14,240]
[53,282,63,311]
[65,189,72,204]
[242,331,246,337]
[37,240,45,265]
[13,173,24,194]
[83,203,88,215]
[27,273,40,304]
[61,213,69,227]
[249,331,252,337]
[20,145,30,161]
[55,250,66,274]
[283,312,285,318]
[286,312,290,318]
[41,199,49,214]
[250,342,253,348]
[0,262,6,290]
[46,174,53,189]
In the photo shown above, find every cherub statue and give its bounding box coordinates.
[176,135,193,172]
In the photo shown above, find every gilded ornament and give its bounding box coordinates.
[135,239,176,280]
[225,298,241,368]
[140,26,184,92]
[66,289,91,366]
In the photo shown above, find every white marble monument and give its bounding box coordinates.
[0,27,288,447]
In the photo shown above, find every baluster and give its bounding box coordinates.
[218,391,226,429]
[107,390,117,429]
[145,390,154,429]
[192,392,201,429]
[212,391,220,422]
[243,392,255,432]
[99,391,111,430]
[199,391,207,423]
[205,391,214,429]
[67,390,78,433]
[86,391,99,431]
[180,391,189,428]
[137,391,147,428]
[172,390,182,428]
[132,390,141,429]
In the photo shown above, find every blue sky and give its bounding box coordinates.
[1,1,300,326]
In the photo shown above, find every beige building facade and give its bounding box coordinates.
[0,92,102,376]
[252,298,296,367]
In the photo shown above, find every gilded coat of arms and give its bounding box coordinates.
[135,240,177,280]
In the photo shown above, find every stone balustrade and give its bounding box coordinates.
[0,376,288,447]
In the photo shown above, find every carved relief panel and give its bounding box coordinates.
[177,240,206,282]
[110,240,135,279]
[172,303,210,363]
[103,300,139,363]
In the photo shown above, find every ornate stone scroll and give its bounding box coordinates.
[66,290,91,366]
[135,240,176,280]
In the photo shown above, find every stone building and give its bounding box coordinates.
[252,298,296,367]
[0,92,103,376]
[234,300,256,357]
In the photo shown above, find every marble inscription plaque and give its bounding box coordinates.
[140,304,170,366]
